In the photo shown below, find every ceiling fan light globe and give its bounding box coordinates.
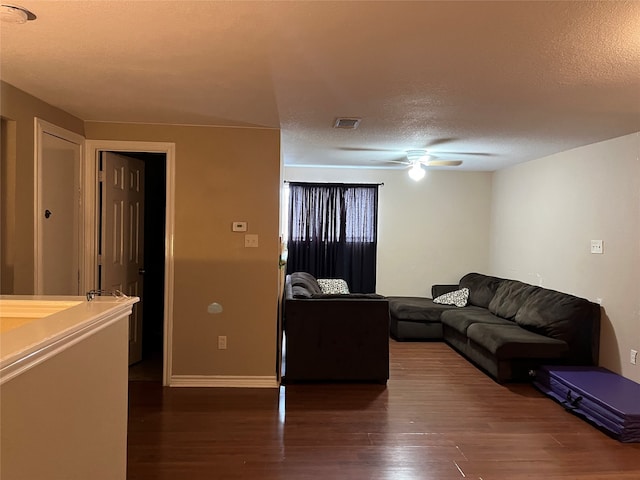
[408,163,426,181]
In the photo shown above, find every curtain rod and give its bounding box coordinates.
[284,181,384,186]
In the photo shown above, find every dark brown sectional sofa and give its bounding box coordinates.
[389,273,601,383]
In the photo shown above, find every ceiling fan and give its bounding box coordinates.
[392,150,463,181]
[336,139,488,179]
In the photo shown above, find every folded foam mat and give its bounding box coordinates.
[533,365,640,442]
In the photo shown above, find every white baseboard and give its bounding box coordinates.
[169,375,279,388]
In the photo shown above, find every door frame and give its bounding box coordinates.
[84,140,176,386]
[34,118,85,294]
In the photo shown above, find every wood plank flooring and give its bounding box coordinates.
[127,341,640,479]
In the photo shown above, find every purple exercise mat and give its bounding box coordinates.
[534,365,640,442]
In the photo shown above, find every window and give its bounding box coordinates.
[286,182,379,293]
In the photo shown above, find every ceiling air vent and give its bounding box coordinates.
[333,117,361,129]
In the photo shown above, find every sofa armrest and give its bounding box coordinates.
[432,284,459,298]
[310,293,385,299]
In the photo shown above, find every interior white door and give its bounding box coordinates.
[40,132,81,295]
[101,152,145,365]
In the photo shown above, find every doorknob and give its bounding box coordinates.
[44,209,52,218]
[138,268,146,275]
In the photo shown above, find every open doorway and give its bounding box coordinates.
[85,140,175,386]
[100,151,166,381]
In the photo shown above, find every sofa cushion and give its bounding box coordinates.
[459,273,503,308]
[289,272,322,297]
[388,297,457,323]
[488,280,539,320]
[467,323,569,360]
[515,288,595,343]
[441,307,512,336]
[291,285,313,298]
[317,278,350,295]
[433,288,469,307]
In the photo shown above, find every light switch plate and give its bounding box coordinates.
[232,221,247,232]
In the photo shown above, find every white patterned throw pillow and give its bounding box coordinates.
[317,278,350,295]
[433,288,469,307]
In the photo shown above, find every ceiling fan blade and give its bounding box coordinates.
[386,157,411,165]
[432,151,494,157]
[424,160,463,167]
[425,138,458,148]
[337,147,400,153]
[368,157,410,167]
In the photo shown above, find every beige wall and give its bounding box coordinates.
[0,82,85,294]
[490,133,640,382]
[283,167,493,296]
[85,122,281,379]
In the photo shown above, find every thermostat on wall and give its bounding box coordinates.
[232,221,247,232]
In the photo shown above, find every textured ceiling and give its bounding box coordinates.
[1,1,639,170]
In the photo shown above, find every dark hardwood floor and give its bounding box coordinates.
[127,341,640,479]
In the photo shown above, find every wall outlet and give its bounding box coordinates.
[590,240,603,254]
[218,335,227,350]
[631,349,638,365]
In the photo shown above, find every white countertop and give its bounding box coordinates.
[0,295,139,384]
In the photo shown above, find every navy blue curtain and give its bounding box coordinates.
[286,183,379,293]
